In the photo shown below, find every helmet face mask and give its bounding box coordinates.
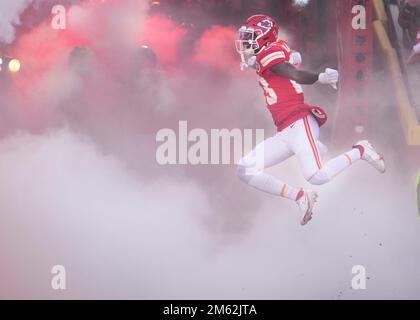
[235,27,263,55]
[235,15,279,57]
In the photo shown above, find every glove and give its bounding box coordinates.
[318,68,339,89]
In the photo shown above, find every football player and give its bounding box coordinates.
[235,15,386,226]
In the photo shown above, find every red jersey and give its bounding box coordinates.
[255,40,325,131]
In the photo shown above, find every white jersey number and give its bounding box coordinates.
[259,77,277,105]
[259,77,303,106]
[290,80,303,94]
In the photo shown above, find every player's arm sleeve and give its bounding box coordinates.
[269,61,319,85]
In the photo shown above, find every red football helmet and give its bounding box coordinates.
[235,15,279,55]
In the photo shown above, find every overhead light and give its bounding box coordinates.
[0,57,21,73]
[8,59,21,73]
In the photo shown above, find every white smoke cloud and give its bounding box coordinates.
[0,128,419,299]
[0,129,213,299]
[0,0,32,44]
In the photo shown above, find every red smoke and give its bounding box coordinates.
[139,14,187,70]
[5,0,244,132]
[8,21,80,131]
[193,25,239,72]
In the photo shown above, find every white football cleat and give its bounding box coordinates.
[353,140,386,174]
[296,190,318,226]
